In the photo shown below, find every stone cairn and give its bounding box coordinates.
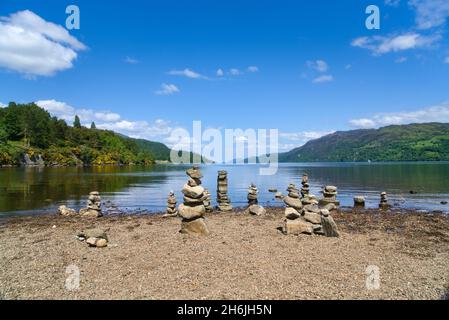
[318,186,340,208]
[163,191,178,218]
[77,228,108,248]
[216,170,232,211]
[178,166,210,236]
[203,189,213,213]
[379,192,391,210]
[300,174,310,198]
[79,191,103,217]
[353,196,366,208]
[247,183,258,205]
[282,180,339,237]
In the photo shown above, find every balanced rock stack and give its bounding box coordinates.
[79,191,103,217]
[282,184,311,235]
[178,166,209,236]
[318,186,340,207]
[77,228,109,248]
[203,189,213,213]
[216,170,232,211]
[247,183,258,205]
[300,174,310,198]
[379,192,391,210]
[163,191,178,218]
[354,196,366,208]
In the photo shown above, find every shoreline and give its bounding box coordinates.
[1,207,448,300]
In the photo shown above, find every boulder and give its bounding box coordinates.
[182,184,205,199]
[58,205,77,216]
[178,203,205,220]
[321,213,340,237]
[180,218,210,236]
[248,204,266,216]
[282,218,313,235]
[284,207,301,219]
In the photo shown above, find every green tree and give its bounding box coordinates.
[73,115,81,128]
[90,122,96,129]
[0,122,7,143]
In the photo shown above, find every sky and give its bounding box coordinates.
[1,0,449,153]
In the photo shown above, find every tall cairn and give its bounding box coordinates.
[163,191,178,218]
[79,191,103,217]
[178,166,210,236]
[247,183,258,205]
[300,174,310,198]
[282,183,313,235]
[379,192,391,210]
[216,170,233,211]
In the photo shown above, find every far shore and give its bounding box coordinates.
[1,207,448,300]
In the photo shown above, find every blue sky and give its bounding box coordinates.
[1,0,449,151]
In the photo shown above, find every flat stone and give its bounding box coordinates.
[186,167,203,179]
[79,208,103,217]
[303,211,321,224]
[325,186,337,193]
[78,228,108,240]
[283,196,303,211]
[58,205,77,216]
[178,203,205,220]
[180,217,210,236]
[303,204,321,214]
[86,237,97,247]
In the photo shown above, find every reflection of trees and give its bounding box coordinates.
[0,165,171,212]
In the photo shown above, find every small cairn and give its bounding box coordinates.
[163,191,178,218]
[379,192,391,210]
[77,228,109,248]
[216,170,232,211]
[203,189,213,213]
[79,191,103,217]
[300,174,310,198]
[318,186,340,207]
[247,183,258,205]
[282,184,312,235]
[353,196,366,208]
[178,166,209,236]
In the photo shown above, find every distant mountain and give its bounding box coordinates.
[278,123,449,162]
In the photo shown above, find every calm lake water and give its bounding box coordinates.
[1,162,449,216]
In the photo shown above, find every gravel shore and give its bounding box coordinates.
[1,208,448,300]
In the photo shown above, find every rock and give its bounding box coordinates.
[58,205,77,216]
[303,204,321,214]
[321,213,340,237]
[322,203,337,212]
[86,237,97,246]
[182,185,205,199]
[180,218,210,236]
[379,191,391,210]
[283,196,303,211]
[178,203,205,220]
[275,192,283,198]
[354,196,366,208]
[268,188,277,193]
[217,170,232,211]
[319,186,340,207]
[79,208,103,217]
[95,238,108,248]
[441,201,448,205]
[284,207,300,219]
[248,204,266,216]
[282,218,313,235]
[78,228,108,240]
[247,183,259,205]
[186,166,203,179]
[303,211,321,224]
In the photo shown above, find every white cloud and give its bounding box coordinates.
[35,99,121,124]
[229,68,241,76]
[167,68,206,79]
[216,68,224,76]
[395,56,408,63]
[349,101,449,128]
[0,102,7,108]
[247,66,259,73]
[351,33,440,55]
[155,83,180,95]
[312,74,334,83]
[279,130,334,150]
[409,0,449,30]
[125,56,139,64]
[307,60,328,72]
[0,10,86,77]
